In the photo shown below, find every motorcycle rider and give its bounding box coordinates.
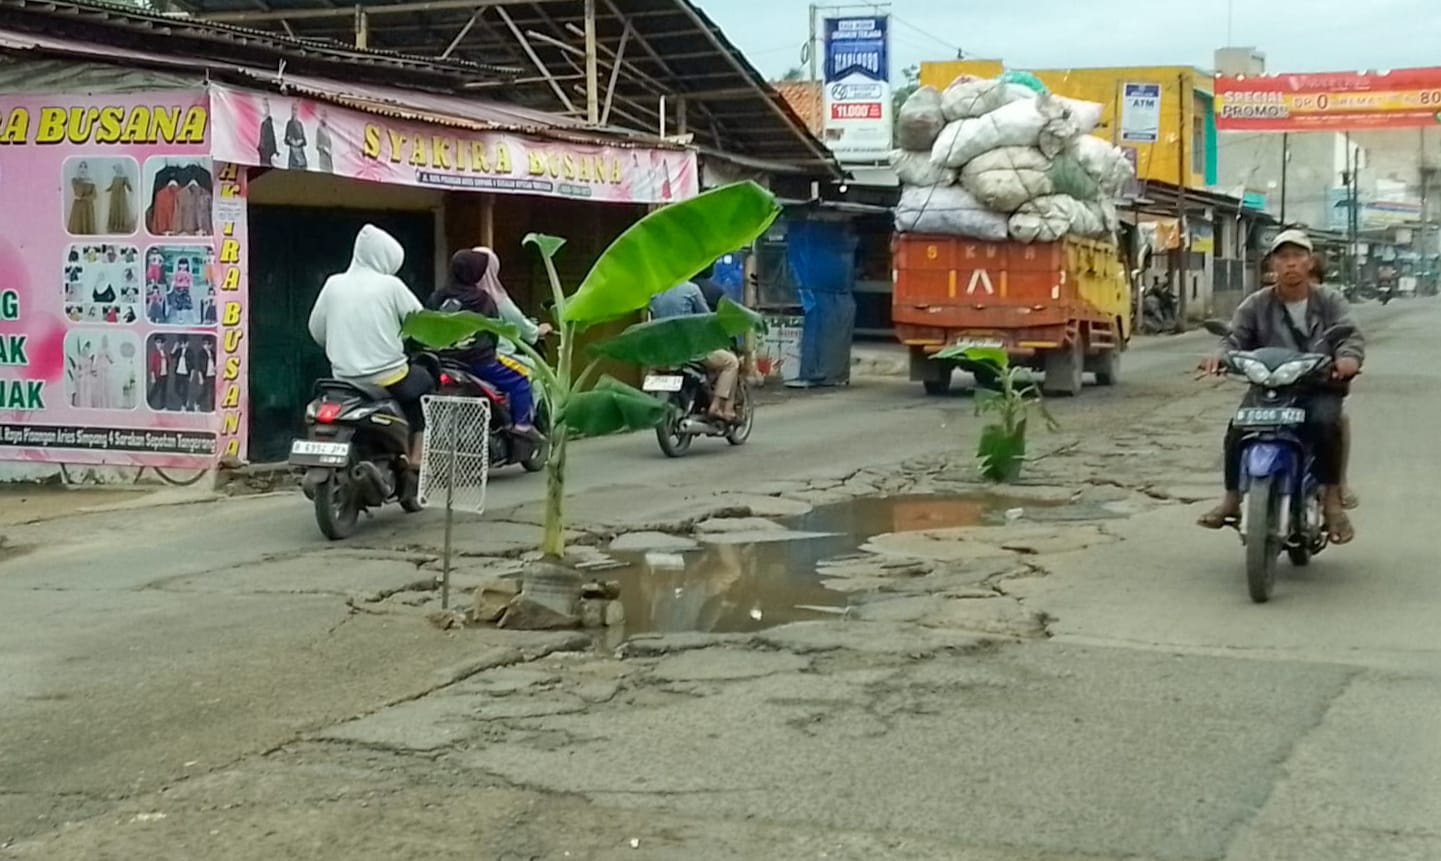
[1198,228,1364,544]
[308,223,433,485]
[649,278,740,422]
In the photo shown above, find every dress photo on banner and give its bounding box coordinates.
[143,157,214,237]
[63,330,141,411]
[146,333,217,414]
[145,245,217,327]
[63,157,140,237]
[64,243,141,325]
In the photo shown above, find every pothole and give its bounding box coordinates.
[602,493,1111,638]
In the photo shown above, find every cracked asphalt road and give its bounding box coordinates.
[3,301,1437,860]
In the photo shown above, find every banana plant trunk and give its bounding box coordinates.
[541,427,569,559]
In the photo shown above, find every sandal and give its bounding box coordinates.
[1342,488,1360,510]
[1326,509,1355,545]
[1197,507,1241,530]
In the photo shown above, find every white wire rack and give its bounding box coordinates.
[418,395,491,514]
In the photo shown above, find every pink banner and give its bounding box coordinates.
[210,85,699,204]
[0,91,247,468]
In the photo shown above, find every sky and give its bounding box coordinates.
[695,0,1441,82]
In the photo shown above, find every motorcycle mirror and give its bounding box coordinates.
[1201,319,1232,337]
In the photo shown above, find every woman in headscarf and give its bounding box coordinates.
[470,246,549,434]
[427,250,537,439]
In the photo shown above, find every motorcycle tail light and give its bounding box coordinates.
[439,373,452,386]
[316,402,343,424]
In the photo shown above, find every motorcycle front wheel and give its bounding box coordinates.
[314,471,360,540]
[1245,477,1281,603]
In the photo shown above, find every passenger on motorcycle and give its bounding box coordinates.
[427,250,542,444]
[469,246,550,434]
[1198,228,1364,544]
[307,223,433,474]
[648,279,740,422]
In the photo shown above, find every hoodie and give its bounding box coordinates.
[308,224,422,385]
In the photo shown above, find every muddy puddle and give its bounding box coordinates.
[604,493,1109,638]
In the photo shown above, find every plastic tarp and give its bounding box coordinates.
[896,185,1010,241]
[797,290,856,385]
[932,96,1080,169]
[891,149,956,187]
[896,86,947,152]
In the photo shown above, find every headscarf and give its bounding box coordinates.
[449,248,490,291]
[471,246,507,302]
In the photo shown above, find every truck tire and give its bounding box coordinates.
[923,373,953,396]
[1042,339,1083,397]
[1088,349,1120,386]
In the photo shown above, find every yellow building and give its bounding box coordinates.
[919,61,1217,190]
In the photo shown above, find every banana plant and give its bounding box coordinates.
[935,345,1059,482]
[403,181,781,559]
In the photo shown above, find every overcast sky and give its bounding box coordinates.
[695,0,1441,82]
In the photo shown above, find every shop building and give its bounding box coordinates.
[0,0,830,481]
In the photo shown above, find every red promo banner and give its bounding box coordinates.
[1216,68,1441,131]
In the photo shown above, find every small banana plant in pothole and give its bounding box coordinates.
[935,345,1059,483]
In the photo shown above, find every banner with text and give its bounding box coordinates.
[0,91,244,468]
[1216,68,1441,131]
[823,16,892,163]
[209,85,698,205]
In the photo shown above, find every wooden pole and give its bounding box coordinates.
[584,0,600,125]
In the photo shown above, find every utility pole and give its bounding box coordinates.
[1346,134,1361,291]
[583,0,599,124]
[1174,72,1188,332]
[808,4,819,83]
[1279,132,1289,225]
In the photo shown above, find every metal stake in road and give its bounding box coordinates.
[419,395,491,611]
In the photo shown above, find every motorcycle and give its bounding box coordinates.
[290,374,424,541]
[1139,283,1178,334]
[1202,319,1356,603]
[417,350,550,474]
[643,361,754,457]
[1378,284,1394,305]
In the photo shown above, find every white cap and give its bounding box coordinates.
[1269,228,1314,254]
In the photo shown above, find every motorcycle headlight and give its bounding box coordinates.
[1267,358,1319,387]
[1235,357,1271,385]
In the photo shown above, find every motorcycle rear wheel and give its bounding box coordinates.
[314,472,360,540]
[1245,478,1281,603]
[726,383,754,446]
[656,400,693,458]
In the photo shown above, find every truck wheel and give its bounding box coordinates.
[923,374,953,396]
[1088,350,1120,386]
[1042,340,1083,397]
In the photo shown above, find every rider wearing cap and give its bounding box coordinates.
[1198,228,1365,544]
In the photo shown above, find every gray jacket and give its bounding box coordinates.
[1221,285,1365,363]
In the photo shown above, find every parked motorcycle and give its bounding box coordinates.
[416,351,550,474]
[643,362,754,457]
[1202,319,1355,603]
[1139,283,1178,334]
[290,375,424,541]
[1378,284,1394,305]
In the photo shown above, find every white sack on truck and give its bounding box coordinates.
[932,96,1081,169]
[1055,96,1105,135]
[890,149,957,187]
[959,146,1054,212]
[1069,134,1135,193]
[896,185,1010,241]
[896,86,948,152]
[940,77,1037,121]
[1007,194,1090,243]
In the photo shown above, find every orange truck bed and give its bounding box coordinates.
[892,234,1132,396]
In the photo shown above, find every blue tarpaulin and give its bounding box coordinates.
[786,220,857,385]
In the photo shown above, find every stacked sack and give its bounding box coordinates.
[890,72,1134,244]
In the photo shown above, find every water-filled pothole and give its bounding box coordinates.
[604,493,1106,637]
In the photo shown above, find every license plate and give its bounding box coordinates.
[1234,407,1305,427]
[949,338,1005,351]
[642,374,684,392]
[289,440,351,465]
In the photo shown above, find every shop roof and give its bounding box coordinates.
[165,0,839,175]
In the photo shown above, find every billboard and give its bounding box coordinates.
[0,91,250,468]
[1216,68,1441,131]
[823,16,892,163]
[1326,188,1422,231]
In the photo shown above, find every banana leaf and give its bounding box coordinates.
[977,421,1027,482]
[935,344,1008,369]
[560,376,667,437]
[523,233,567,261]
[588,298,764,367]
[402,309,525,350]
[562,182,781,325]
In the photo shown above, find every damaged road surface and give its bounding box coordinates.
[4,303,1440,860]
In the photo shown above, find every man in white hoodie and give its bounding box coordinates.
[308,224,432,473]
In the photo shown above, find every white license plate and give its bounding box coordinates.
[1235,407,1305,427]
[642,374,684,392]
[949,338,1005,351]
[290,440,351,458]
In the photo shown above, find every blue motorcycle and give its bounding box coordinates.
[1204,321,1355,602]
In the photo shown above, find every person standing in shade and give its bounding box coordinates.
[284,103,308,170]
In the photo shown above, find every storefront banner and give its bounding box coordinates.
[209,85,699,205]
[1216,68,1441,131]
[0,91,242,468]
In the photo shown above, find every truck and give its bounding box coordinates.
[891,234,1132,396]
